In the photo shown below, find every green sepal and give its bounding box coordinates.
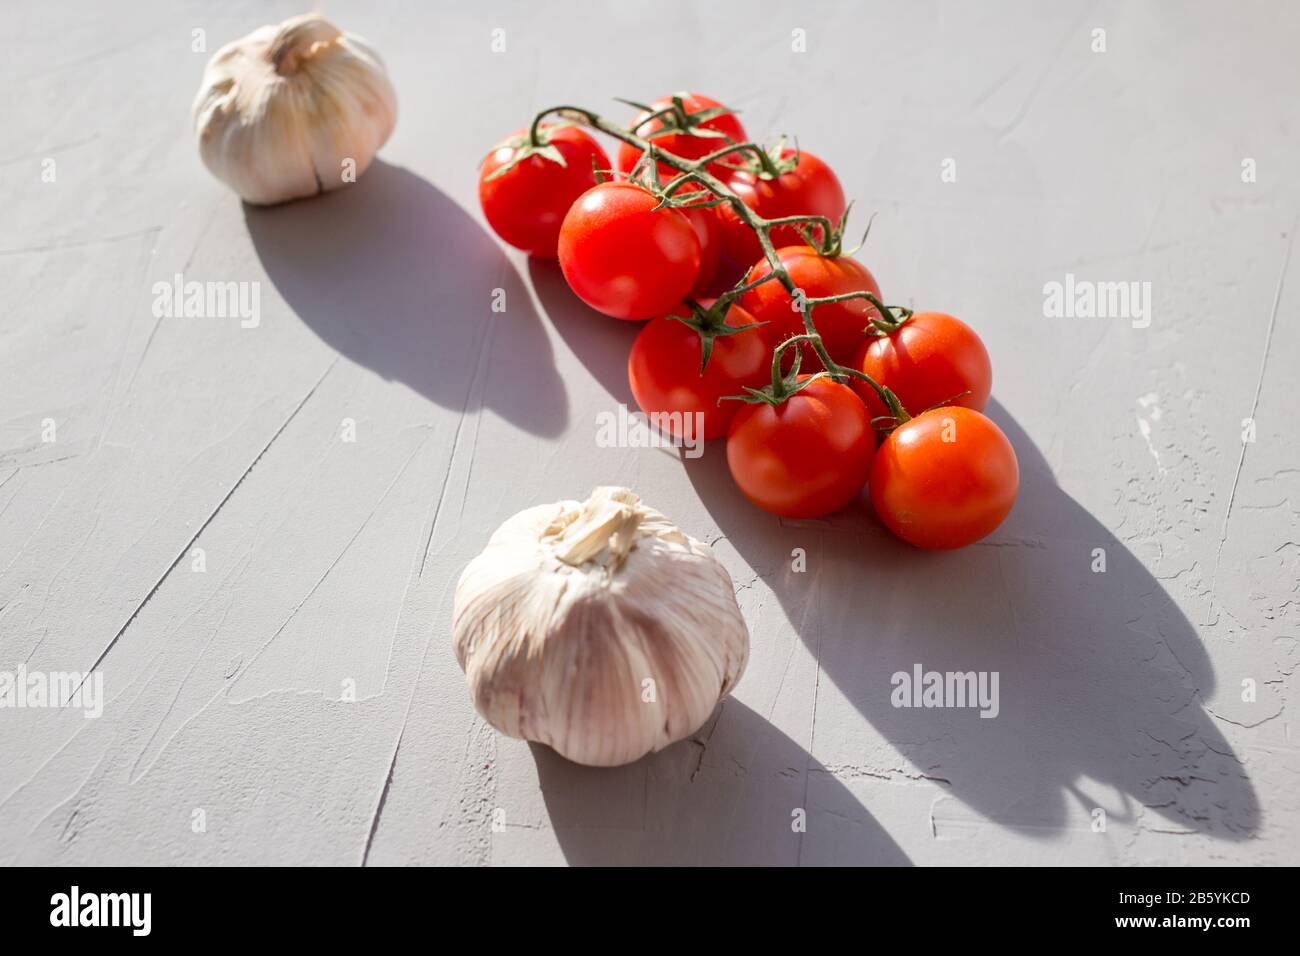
[666,300,768,375]
[614,96,656,114]
[621,93,741,144]
[483,130,568,182]
[721,341,826,407]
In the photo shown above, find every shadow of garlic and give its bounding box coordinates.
[453,487,749,767]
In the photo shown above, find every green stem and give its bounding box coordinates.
[523,103,905,427]
[527,109,554,148]
[696,141,776,168]
[769,342,789,399]
[762,213,833,233]
[630,105,679,136]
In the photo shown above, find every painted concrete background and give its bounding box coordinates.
[1,0,1297,866]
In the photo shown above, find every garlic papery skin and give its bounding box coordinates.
[453,488,749,767]
[191,14,397,205]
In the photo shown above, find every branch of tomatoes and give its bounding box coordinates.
[524,102,911,426]
[479,93,1017,545]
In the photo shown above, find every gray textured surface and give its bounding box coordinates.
[1,0,1297,866]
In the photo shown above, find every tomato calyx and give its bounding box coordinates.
[619,159,730,212]
[667,299,767,374]
[720,289,913,428]
[801,203,878,258]
[647,173,728,211]
[750,333,913,431]
[862,294,914,336]
[617,93,747,182]
[723,331,910,427]
[723,136,799,179]
[619,93,742,145]
[594,173,710,216]
[482,121,574,182]
[723,337,829,407]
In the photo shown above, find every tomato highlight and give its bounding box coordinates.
[558,182,702,321]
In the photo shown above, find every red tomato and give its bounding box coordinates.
[851,312,991,421]
[615,93,746,178]
[869,406,1018,549]
[716,149,845,266]
[558,182,702,320]
[478,124,610,258]
[628,301,771,441]
[740,246,883,368]
[672,180,723,297]
[726,377,874,519]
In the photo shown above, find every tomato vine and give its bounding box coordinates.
[527,102,913,429]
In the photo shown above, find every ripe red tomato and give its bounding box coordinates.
[558,182,702,320]
[726,377,875,519]
[672,180,723,297]
[478,125,610,258]
[851,312,991,421]
[628,301,771,441]
[615,93,746,178]
[716,149,845,266]
[740,246,883,368]
[869,406,1018,549]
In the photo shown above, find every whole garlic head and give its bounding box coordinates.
[453,487,749,767]
[192,14,397,205]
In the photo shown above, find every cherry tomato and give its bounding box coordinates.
[628,301,771,442]
[740,245,883,368]
[726,377,875,519]
[478,125,610,258]
[870,407,1018,549]
[716,149,845,266]
[673,180,723,297]
[615,93,746,178]
[851,312,991,421]
[558,182,702,321]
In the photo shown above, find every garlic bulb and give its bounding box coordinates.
[192,14,397,205]
[453,487,749,767]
